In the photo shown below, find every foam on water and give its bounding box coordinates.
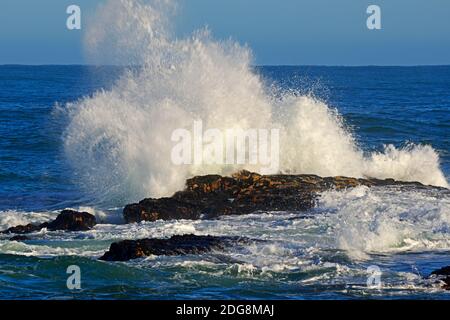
[0,240,105,258]
[3,186,448,262]
[62,0,448,206]
[0,210,56,230]
[320,186,450,259]
[0,186,448,298]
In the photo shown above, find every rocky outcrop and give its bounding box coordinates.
[430,266,450,290]
[124,170,430,223]
[46,210,96,231]
[100,234,251,261]
[4,223,47,234]
[2,210,96,234]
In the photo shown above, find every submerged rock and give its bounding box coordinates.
[124,170,430,223]
[430,266,450,290]
[2,210,96,234]
[99,234,251,261]
[9,235,31,241]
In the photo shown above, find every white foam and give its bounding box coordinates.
[0,210,56,230]
[0,240,105,257]
[1,187,448,273]
[319,186,450,259]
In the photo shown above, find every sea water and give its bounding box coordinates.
[0,0,449,299]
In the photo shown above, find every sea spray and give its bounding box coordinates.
[64,0,448,206]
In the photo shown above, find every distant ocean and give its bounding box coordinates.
[0,64,449,299]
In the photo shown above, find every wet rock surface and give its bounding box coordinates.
[2,210,96,234]
[46,210,96,231]
[3,223,47,235]
[431,266,450,290]
[100,234,252,261]
[124,170,431,223]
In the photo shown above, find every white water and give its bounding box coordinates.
[1,186,449,260]
[1,194,446,297]
[320,186,450,259]
[63,0,448,205]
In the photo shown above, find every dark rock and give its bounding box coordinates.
[99,234,251,261]
[124,170,433,223]
[3,223,48,235]
[1,210,96,234]
[431,266,450,290]
[124,198,201,223]
[46,210,96,231]
[9,235,31,241]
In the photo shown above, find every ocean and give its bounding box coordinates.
[0,64,449,299]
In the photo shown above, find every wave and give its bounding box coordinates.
[0,210,56,230]
[2,186,449,261]
[63,0,448,205]
[320,186,450,259]
[0,207,112,231]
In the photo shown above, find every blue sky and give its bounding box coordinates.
[1,0,449,65]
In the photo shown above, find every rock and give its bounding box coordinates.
[3,223,48,235]
[9,235,31,241]
[46,210,96,231]
[124,198,202,223]
[1,210,96,234]
[430,266,450,290]
[124,170,432,223]
[99,234,251,261]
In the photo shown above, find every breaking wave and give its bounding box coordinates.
[63,0,448,205]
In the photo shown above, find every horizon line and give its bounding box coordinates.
[1,63,450,68]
